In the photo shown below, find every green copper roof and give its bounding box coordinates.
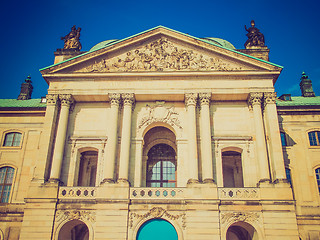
[276,96,320,107]
[40,26,283,71]
[201,37,236,50]
[0,99,46,108]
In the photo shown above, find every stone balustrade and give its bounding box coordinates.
[130,188,184,199]
[59,187,96,199]
[218,188,260,200]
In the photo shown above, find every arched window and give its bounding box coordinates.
[315,168,320,193]
[0,167,15,203]
[3,132,22,147]
[222,151,243,188]
[77,151,98,187]
[147,144,176,187]
[280,132,287,146]
[308,131,320,146]
[58,219,89,240]
[137,219,178,240]
[226,222,258,240]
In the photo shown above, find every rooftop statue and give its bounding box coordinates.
[244,20,265,48]
[61,25,82,50]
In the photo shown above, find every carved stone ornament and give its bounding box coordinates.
[121,93,135,106]
[221,212,260,225]
[185,93,198,106]
[248,92,263,107]
[55,210,96,224]
[263,92,277,105]
[59,94,74,106]
[109,93,121,106]
[138,103,182,129]
[46,94,58,105]
[129,207,186,229]
[199,92,211,105]
[76,38,243,73]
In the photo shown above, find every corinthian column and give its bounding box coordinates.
[185,93,199,184]
[102,93,121,183]
[50,94,74,181]
[199,93,214,183]
[248,93,270,183]
[118,93,135,184]
[263,92,286,182]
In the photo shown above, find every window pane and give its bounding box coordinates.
[1,185,11,203]
[0,167,15,203]
[280,132,287,146]
[285,168,292,185]
[5,168,14,184]
[309,132,318,146]
[316,168,320,193]
[0,168,6,184]
[4,133,14,146]
[12,133,21,146]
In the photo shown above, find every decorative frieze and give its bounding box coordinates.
[76,38,243,73]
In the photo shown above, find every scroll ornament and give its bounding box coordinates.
[129,207,186,229]
[138,104,182,129]
[55,210,96,224]
[77,38,242,73]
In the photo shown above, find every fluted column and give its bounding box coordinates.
[118,93,135,183]
[199,93,214,183]
[185,93,199,184]
[263,92,286,181]
[50,94,74,181]
[102,93,121,183]
[248,93,270,183]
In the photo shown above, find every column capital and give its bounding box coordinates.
[185,93,198,106]
[263,92,277,105]
[109,93,121,106]
[199,92,211,106]
[59,94,74,107]
[121,93,135,106]
[248,92,263,107]
[46,94,59,106]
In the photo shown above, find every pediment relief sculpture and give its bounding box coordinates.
[76,38,245,73]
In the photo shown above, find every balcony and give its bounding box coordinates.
[58,186,260,201]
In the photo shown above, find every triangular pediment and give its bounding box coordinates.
[41,27,282,75]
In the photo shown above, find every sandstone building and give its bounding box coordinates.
[0,25,319,240]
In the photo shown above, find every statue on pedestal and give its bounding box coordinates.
[245,20,265,48]
[61,25,82,51]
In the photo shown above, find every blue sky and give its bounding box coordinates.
[0,0,319,99]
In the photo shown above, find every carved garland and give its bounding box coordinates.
[55,210,96,224]
[138,104,182,130]
[220,212,260,225]
[129,207,186,229]
[76,38,242,73]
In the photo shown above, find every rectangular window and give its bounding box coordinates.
[280,132,287,146]
[308,131,320,146]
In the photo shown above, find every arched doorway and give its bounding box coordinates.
[222,151,243,187]
[226,222,258,240]
[58,219,89,240]
[137,219,178,240]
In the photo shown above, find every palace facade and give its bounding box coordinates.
[0,25,319,240]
